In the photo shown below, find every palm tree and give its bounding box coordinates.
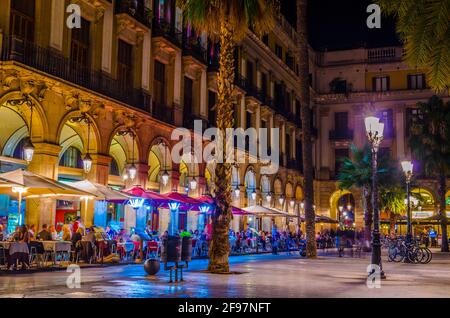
[179,0,277,273]
[379,186,406,235]
[338,144,396,248]
[409,96,450,252]
[376,0,450,91]
[296,0,316,258]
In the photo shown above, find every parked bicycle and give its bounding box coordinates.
[387,238,432,264]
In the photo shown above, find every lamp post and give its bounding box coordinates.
[401,161,414,242]
[365,116,386,279]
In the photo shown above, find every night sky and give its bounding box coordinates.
[280,0,400,51]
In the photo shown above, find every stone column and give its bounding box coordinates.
[141,32,151,91]
[26,143,61,229]
[86,154,111,186]
[101,4,114,73]
[200,69,207,117]
[173,52,182,106]
[49,0,64,51]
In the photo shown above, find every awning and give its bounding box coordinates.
[122,187,170,207]
[315,215,339,224]
[241,205,289,217]
[63,180,132,202]
[0,169,95,198]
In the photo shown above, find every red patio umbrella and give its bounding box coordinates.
[122,186,172,207]
[162,191,204,211]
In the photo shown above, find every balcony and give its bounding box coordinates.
[286,159,300,171]
[329,129,354,141]
[152,18,183,48]
[151,103,175,125]
[182,36,207,65]
[115,0,152,29]
[1,35,150,112]
[183,113,208,131]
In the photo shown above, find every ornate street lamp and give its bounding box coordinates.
[82,121,93,174]
[161,142,170,186]
[401,160,414,242]
[365,115,385,279]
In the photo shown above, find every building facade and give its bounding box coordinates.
[311,46,450,233]
[0,0,306,234]
[0,0,448,236]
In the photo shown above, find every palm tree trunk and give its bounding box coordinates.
[208,19,235,273]
[439,171,449,252]
[296,0,316,258]
[363,186,373,251]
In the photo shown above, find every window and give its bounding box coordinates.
[335,148,349,176]
[406,108,422,137]
[296,140,303,173]
[110,158,120,176]
[153,60,166,106]
[183,76,193,116]
[372,76,390,92]
[246,111,252,129]
[261,73,268,97]
[286,134,291,160]
[246,61,254,87]
[275,44,283,59]
[59,147,83,169]
[408,74,426,90]
[117,40,133,91]
[378,109,394,137]
[334,112,349,131]
[71,17,90,67]
[10,0,35,41]
[262,35,269,46]
[296,100,301,116]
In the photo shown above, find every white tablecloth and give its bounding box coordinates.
[42,241,72,253]
[0,241,29,254]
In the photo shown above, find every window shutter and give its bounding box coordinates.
[386,76,390,91]
[372,77,377,91]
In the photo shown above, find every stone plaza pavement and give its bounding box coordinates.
[1,250,450,298]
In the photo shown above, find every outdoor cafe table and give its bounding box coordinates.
[0,241,29,254]
[41,241,72,253]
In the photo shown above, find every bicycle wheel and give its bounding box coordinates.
[421,248,432,264]
[392,247,404,262]
[407,247,422,264]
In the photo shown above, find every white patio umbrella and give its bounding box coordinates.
[62,180,131,202]
[0,169,96,225]
[241,205,289,217]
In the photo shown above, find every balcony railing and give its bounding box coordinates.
[151,103,174,125]
[182,36,207,64]
[329,129,354,141]
[1,35,151,112]
[115,0,152,28]
[153,18,183,47]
